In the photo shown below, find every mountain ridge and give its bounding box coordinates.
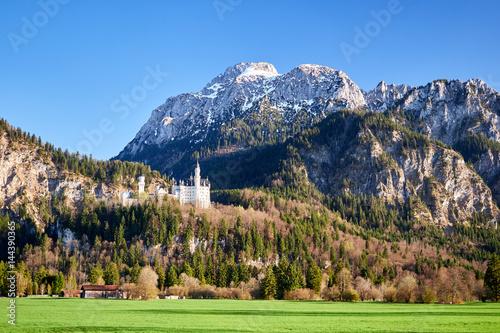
[116,62,500,178]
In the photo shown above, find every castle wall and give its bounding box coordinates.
[121,166,210,208]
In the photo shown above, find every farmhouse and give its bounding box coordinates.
[81,285,124,299]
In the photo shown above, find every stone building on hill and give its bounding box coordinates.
[120,162,210,209]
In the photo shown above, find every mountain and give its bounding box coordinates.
[0,119,167,230]
[115,62,366,171]
[1,102,499,303]
[379,78,500,146]
[202,110,499,227]
[116,62,500,178]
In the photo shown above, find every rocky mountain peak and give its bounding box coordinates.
[209,62,279,86]
[287,64,346,81]
[117,62,500,179]
[365,81,412,112]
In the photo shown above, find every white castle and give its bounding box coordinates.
[171,162,211,209]
[120,162,211,209]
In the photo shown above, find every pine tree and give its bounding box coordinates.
[485,254,500,302]
[166,266,178,287]
[52,272,65,294]
[239,264,250,283]
[88,264,103,284]
[205,255,214,285]
[156,266,166,291]
[103,263,120,285]
[262,266,277,300]
[306,260,322,293]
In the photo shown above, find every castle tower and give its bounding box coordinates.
[194,161,201,207]
[194,161,201,187]
[138,175,145,194]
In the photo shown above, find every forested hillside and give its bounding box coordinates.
[1,112,499,303]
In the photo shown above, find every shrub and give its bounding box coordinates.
[321,286,341,301]
[215,287,252,300]
[342,289,360,302]
[396,275,417,303]
[368,288,382,301]
[284,288,315,301]
[420,287,436,304]
[384,286,398,303]
[188,286,216,299]
[167,286,188,297]
[180,273,201,289]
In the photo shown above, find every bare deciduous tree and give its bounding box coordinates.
[437,267,467,303]
[135,266,159,300]
[337,268,351,300]
[16,272,30,296]
[353,276,372,301]
[397,275,417,303]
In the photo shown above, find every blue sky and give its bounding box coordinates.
[1,0,499,160]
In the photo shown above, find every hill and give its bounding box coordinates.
[1,114,499,303]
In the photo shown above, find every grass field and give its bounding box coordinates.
[1,298,499,332]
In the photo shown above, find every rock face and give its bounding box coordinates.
[474,149,500,204]
[0,133,121,227]
[365,81,413,112]
[299,113,499,226]
[377,79,500,146]
[117,62,500,174]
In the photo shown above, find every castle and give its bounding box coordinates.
[120,162,211,209]
[171,162,211,209]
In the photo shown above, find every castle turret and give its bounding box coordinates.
[138,175,145,194]
[194,161,201,187]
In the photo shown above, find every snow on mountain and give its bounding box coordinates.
[383,78,500,146]
[117,62,366,161]
[116,62,500,171]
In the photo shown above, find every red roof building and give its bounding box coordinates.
[81,285,124,298]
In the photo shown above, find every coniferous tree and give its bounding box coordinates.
[216,262,228,288]
[103,263,120,285]
[156,266,166,291]
[52,272,65,295]
[180,261,193,277]
[166,266,178,287]
[485,254,500,302]
[130,263,141,283]
[88,264,103,284]
[230,264,239,285]
[287,263,303,292]
[276,258,289,297]
[306,260,322,293]
[239,264,250,283]
[262,266,277,300]
[205,255,214,285]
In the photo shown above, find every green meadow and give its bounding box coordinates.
[1,298,499,332]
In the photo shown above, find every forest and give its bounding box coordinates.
[0,112,499,303]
